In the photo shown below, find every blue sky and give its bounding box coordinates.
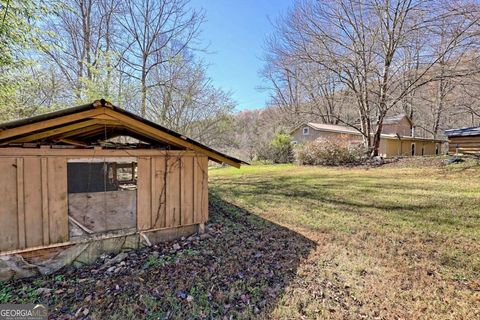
[189,0,293,111]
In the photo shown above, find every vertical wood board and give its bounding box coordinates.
[16,158,26,249]
[137,157,152,230]
[180,156,194,225]
[23,157,44,248]
[47,157,68,244]
[193,156,208,224]
[0,158,18,251]
[152,156,167,228]
[166,157,181,227]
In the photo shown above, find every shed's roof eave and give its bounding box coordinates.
[445,126,480,137]
[0,99,247,167]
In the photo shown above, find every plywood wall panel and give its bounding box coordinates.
[47,157,68,244]
[137,157,152,230]
[200,157,209,222]
[0,158,19,251]
[166,157,181,227]
[16,158,26,249]
[152,156,167,228]
[193,156,208,224]
[181,156,194,225]
[23,157,44,248]
[40,157,49,245]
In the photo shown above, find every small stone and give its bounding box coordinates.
[186,295,194,302]
[107,266,116,273]
[173,243,181,251]
[83,308,89,316]
[36,288,52,296]
[115,285,120,290]
[199,233,211,241]
[177,291,187,299]
[74,307,83,317]
[181,236,186,241]
[112,252,128,263]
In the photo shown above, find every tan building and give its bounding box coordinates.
[292,115,444,157]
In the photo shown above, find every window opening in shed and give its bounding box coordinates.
[67,158,137,240]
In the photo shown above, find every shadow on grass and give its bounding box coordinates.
[2,193,316,319]
[211,174,479,231]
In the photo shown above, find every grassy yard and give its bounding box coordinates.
[209,159,480,319]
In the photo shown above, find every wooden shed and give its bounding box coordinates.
[0,100,244,280]
[445,126,480,155]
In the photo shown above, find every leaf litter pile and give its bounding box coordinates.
[2,196,316,319]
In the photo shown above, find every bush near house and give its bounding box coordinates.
[257,132,294,164]
[295,138,366,166]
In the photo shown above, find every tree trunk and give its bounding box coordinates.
[140,75,147,117]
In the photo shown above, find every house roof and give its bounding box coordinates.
[383,114,412,125]
[0,99,246,168]
[305,123,362,135]
[444,126,480,137]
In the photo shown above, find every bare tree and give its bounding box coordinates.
[265,0,480,156]
[40,0,122,100]
[119,0,203,117]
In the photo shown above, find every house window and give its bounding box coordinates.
[303,127,309,135]
[411,143,416,156]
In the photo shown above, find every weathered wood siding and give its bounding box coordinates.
[137,154,208,231]
[0,156,68,252]
[0,149,208,253]
[448,136,480,154]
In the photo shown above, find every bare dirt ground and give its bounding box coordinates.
[1,197,315,319]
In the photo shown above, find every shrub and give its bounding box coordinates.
[257,132,294,164]
[295,138,366,166]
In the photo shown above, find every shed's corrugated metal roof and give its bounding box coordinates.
[445,126,480,137]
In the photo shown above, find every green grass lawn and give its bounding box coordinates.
[209,160,480,319]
